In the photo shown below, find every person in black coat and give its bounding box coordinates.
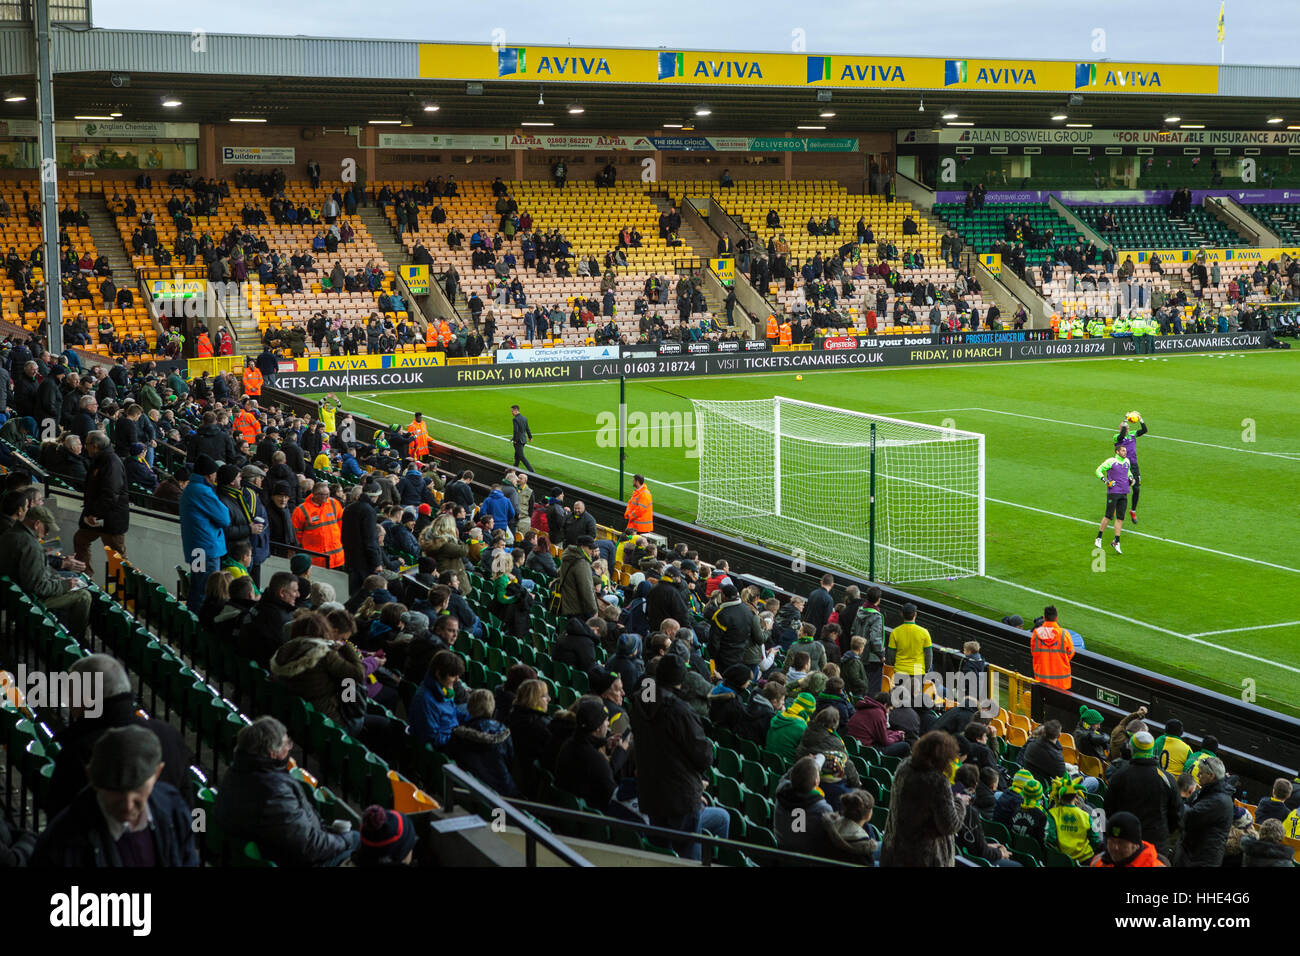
[564,501,597,549]
[264,481,298,550]
[444,471,476,511]
[646,568,692,632]
[46,656,194,816]
[545,491,568,544]
[215,716,359,866]
[555,697,620,811]
[508,684,553,800]
[34,364,65,429]
[341,485,384,592]
[1174,758,1235,867]
[74,431,129,568]
[448,689,520,797]
[32,725,198,868]
[627,655,713,857]
[1018,720,1068,789]
[804,575,835,635]
[236,572,299,667]
[1104,733,1184,857]
[554,615,599,674]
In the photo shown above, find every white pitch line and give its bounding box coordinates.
[969,407,1300,462]
[982,574,1300,676]
[1186,621,1300,638]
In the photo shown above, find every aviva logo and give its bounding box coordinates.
[944,59,967,86]
[498,47,526,76]
[660,52,764,80]
[536,55,610,76]
[658,51,684,79]
[1075,62,1098,87]
[1077,63,1161,88]
[808,56,906,84]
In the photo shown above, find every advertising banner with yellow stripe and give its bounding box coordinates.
[294,353,447,372]
[1118,247,1300,264]
[418,43,1218,95]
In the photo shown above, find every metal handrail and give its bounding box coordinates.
[441,764,595,867]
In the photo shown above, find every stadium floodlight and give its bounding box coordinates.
[109,111,122,117]
[3,92,27,103]
[568,106,585,114]
[941,111,958,120]
[1267,116,1284,124]
[1066,122,1093,128]
[946,121,974,126]
[690,397,985,582]
[797,125,826,130]
[1180,123,1205,129]
[74,114,114,120]
[695,106,712,116]
[423,103,440,112]
[229,117,266,123]
[663,122,683,128]
[1164,115,1180,123]
[1051,113,1068,121]
[819,111,836,118]
[368,119,401,124]
[161,98,182,108]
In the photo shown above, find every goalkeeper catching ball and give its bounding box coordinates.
[1094,444,1132,554]
[1114,411,1147,524]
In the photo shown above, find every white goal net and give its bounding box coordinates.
[690,396,985,583]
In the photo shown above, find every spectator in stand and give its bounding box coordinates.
[1241,818,1295,867]
[556,696,621,811]
[804,573,835,635]
[774,755,834,857]
[410,650,468,749]
[880,730,966,867]
[215,716,358,866]
[1173,756,1234,867]
[73,431,129,572]
[1090,811,1165,868]
[1104,730,1183,859]
[1018,719,1067,789]
[1254,779,1293,826]
[886,602,931,706]
[33,725,198,868]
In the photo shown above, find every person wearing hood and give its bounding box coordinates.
[846,691,907,753]
[823,787,880,865]
[609,632,645,691]
[554,614,601,675]
[627,654,719,861]
[767,691,817,762]
[1007,770,1048,844]
[1241,818,1296,867]
[269,624,366,726]
[1104,730,1183,858]
[449,689,521,797]
[775,755,834,858]
[647,565,692,632]
[556,535,599,621]
[396,466,430,508]
[46,655,194,816]
[707,583,765,675]
[708,664,754,733]
[215,717,358,866]
[476,482,516,530]
[1090,811,1165,867]
[1173,756,1234,867]
[410,650,468,749]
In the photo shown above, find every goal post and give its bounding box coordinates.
[690,396,985,583]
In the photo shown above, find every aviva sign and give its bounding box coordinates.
[418,43,1218,94]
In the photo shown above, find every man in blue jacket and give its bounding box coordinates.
[410,650,468,748]
[179,454,231,611]
[477,482,516,531]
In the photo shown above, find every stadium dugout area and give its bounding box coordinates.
[0,15,1299,907]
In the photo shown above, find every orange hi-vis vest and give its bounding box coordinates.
[409,419,430,458]
[1030,621,1075,690]
[292,497,345,568]
[779,322,793,346]
[243,366,263,397]
[766,315,779,339]
[625,483,654,534]
[234,409,261,445]
[438,321,451,347]
[1050,314,1060,336]
[196,334,214,357]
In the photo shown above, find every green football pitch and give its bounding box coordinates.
[313,349,1300,717]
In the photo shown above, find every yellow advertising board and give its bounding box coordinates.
[979,253,1002,276]
[418,43,1219,95]
[1118,247,1300,265]
[711,256,735,283]
[400,264,429,295]
[294,353,447,372]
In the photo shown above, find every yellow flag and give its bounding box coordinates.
[1217,1,1225,42]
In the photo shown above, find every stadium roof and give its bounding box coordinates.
[1,29,1298,133]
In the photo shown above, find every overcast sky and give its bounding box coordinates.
[91,0,1300,67]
